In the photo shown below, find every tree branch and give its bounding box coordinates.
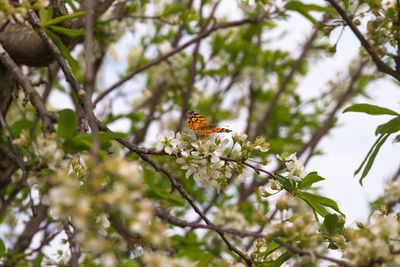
[0,43,56,133]
[27,10,100,151]
[9,204,48,258]
[155,207,264,238]
[326,0,400,81]
[156,207,349,266]
[273,239,349,266]
[94,10,272,105]
[83,0,100,161]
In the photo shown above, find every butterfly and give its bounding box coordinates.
[187,111,232,134]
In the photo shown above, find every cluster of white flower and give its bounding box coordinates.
[14,132,67,172]
[381,177,400,205]
[156,131,270,190]
[277,152,307,182]
[47,157,168,263]
[252,212,322,263]
[343,211,400,265]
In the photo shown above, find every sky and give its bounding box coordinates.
[46,0,400,226]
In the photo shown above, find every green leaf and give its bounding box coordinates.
[150,188,185,206]
[117,262,140,267]
[359,134,390,185]
[48,25,85,37]
[284,1,336,24]
[323,214,339,235]
[63,133,92,154]
[39,6,53,24]
[143,168,156,187]
[57,109,78,139]
[64,0,77,11]
[34,253,44,267]
[376,116,400,135]
[354,134,385,176]
[43,11,86,26]
[276,175,293,192]
[259,241,282,258]
[0,239,5,258]
[296,191,330,217]
[9,119,36,138]
[343,103,399,116]
[343,0,349,10]
[296,191,344,216]
[196,253,212,267]
[45,29,80,75]
[98,132,127,150]
[298,172,325,189]
[260,251,292,267]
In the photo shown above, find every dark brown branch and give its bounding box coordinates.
[0,43,56,133]
[96,121,252,264]
[103,14,177,25]
[155,207,264,238]
[27,10,100,148]
[83,0,100,161]
[156,207,348,266]
[273,239,349,266]
[136,152,252,265]
[326,0,400,81]
[108,214,142,245]
[171,0,194,47]
[245,208,278,251]
[94,10,272,105]
[64,223,81,267]
[10,204,48,257]
[0,111,36,215]
[0,180,23,220]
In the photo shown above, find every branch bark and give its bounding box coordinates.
[326,0,400,81]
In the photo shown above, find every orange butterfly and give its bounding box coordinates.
[187,111,232,134]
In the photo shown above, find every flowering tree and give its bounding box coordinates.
[0,0,400,266]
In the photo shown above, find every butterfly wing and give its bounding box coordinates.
[188,111,210,130]
[188,111,231,134]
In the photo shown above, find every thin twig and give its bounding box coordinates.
[156,207,349,266]
[245,208,278,251]
[27,10,100,156]
[64,222,81,267]
[273,239,349,266]
[239,59,368,202]
[0,43,56,133]
[155,207,264,238]
[326,0,400,81]
[0,111,36,215]
[137,152,253,265]
[94,10,272,105]
[102,14,177,25]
